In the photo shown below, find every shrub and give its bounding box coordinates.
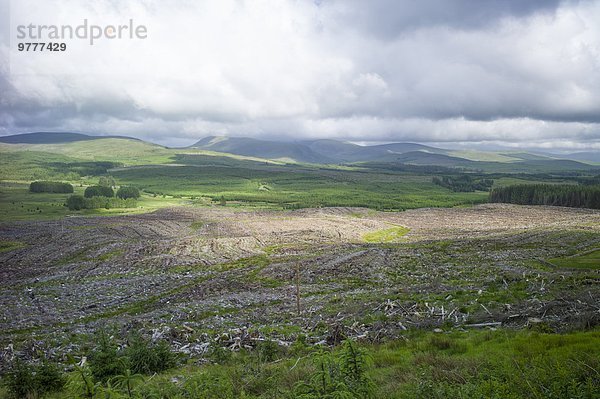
[66,194,86,210]
[124,335,177,375]
[294,340,375,399]
[3,359,65,398]
[29,180,73,193]
[66,195,136,211]
[255,340,282,363]
[111,369,144,398]
[116,186,140,200]
[207,343,233,364]
[3,359,35,398]
[84,185,114,198]
[339,340,375,398]
[34,362,66,393]
[290,334,310,356]
[67,355,100,399]
[85,197,137,210]
[89,332,127,383]
[182,369,235,399]
[98,175,116,188]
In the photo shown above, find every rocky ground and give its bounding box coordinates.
[0,204,598,365]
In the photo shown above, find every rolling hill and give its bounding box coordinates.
[190,136,333,163]
[562,152,600,163]
[191,135,450,163]
[303,139,448,162]
[2,132,599,172]
[393,151,598,173]
[0,132,140,144]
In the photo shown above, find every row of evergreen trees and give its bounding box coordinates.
[432,175,494,192]
[29,181,73,193]
[489,184,600,209]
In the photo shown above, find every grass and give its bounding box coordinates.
[371,329,600,398]
[0,144,494,222]
[548,249,600,270]
[2,329,598,399]
[2,139,288,168]
[0,182,186,221]
[448,150,520,162]
[0,240,25,253]
[0,148,100,181]
[22,139,176,166]
[363,226,410,243]
[0,164,490,222]
[95,249,125,262]
[190,220,204,230]
[112,164,489,210]
[0,182,73,221]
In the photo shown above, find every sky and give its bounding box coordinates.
[0,0,599,150]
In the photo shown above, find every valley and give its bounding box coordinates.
[0,132,598,398]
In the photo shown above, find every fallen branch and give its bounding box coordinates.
[464,322,502,328]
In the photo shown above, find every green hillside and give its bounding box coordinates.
[1,132,598,221]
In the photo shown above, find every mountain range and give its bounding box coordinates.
[1,132,599,170]
[189,136,448,164]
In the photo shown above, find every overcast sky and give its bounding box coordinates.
[1,0,599,149]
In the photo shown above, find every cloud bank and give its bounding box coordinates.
[0,0,599,149]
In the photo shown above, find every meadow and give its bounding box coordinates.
[112,164,489,210]
[4,137,595,221]
[0,143,495,221]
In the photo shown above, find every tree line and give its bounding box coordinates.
[432,175,494,192]
[489,184,600,209]
[29,181,73,193]
[64,176,141,211]
[67,186,140,210]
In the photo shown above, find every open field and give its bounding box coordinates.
[112,164,490,210]
[0,182,188,221]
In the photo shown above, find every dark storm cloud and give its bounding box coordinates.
[0,0,599,149]
[0,71,150,129]
[321,0,564,39]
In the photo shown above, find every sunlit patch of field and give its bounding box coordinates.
[363,226,410,243]
[548,249,600,269]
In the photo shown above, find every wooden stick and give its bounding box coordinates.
[296,263,301,316]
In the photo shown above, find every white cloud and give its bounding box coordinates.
[0,0,599,149]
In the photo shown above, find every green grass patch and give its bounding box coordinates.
[95,249,124,262]
[0,240,26,253]
[363,226,410,243]
[548,249,600,270]
[190,220,204,230]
